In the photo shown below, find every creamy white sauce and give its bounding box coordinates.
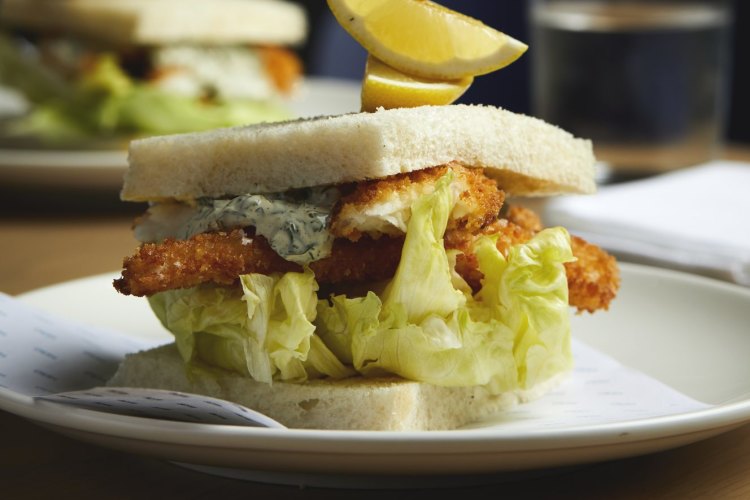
[135,188,340,265]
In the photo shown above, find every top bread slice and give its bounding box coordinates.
[0,0,307,47]
[122,105,597,202]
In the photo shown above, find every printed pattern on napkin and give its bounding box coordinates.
[37,387,284,427]
[0,293,160,395]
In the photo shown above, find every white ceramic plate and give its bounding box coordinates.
[2,263,750,486]
[0,77,360,189]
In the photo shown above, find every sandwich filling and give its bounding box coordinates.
[133,186,339,264]
[115,165,619,392]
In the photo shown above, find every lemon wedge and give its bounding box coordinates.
[327,0,528,79]
[361,56,473,112]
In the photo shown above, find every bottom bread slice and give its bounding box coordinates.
[107,343,565,431]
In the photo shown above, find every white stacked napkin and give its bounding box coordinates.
[543,161,750,286]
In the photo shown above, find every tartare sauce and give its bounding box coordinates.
[135,187,340,265]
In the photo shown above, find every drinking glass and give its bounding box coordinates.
[531,0,733,177]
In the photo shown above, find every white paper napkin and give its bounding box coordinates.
[543,161,750,285]
[0,292,710,429]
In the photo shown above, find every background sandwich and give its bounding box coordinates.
[111,104,620,430]
[0,0,306,145]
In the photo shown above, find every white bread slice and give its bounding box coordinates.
[1,0,306,47]
[107,344,566,431]
[122,105,596,202]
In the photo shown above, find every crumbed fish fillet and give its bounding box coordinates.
[115,165,619,312]
[114,213,619,313]
[331,163,504,241]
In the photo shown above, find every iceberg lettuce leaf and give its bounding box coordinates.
[315,172,575,394]
[149,269,352,383]
[474,228,575,388]
[380,171,466,322]
[113,87,290,135]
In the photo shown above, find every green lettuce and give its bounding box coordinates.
[315,173,575,393]
[149,269,353,383]
[148,171,574,393]
[0,37,290,143]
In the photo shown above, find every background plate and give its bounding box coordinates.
[0,77,360,189]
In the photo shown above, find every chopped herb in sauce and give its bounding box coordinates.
[137,187,340,265]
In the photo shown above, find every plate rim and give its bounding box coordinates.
[2,391,750,448]
[5,262,750,459]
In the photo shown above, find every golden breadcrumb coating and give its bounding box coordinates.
[505,205,619,313]
[114,230,404,297]
[566,235,621,314]
[115,207,619,313]
[331,163,504,241]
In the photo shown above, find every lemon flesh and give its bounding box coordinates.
[361,56,473,112]
[327,0,528,79]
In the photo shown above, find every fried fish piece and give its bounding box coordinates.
[116,209,619,313]
[331,163,504,241]
[505,205,619,312]
[452,205,620,313]
[114,229,404,297]
[566,235,620,314]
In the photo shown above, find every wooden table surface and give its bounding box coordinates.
[1,148,749,498]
